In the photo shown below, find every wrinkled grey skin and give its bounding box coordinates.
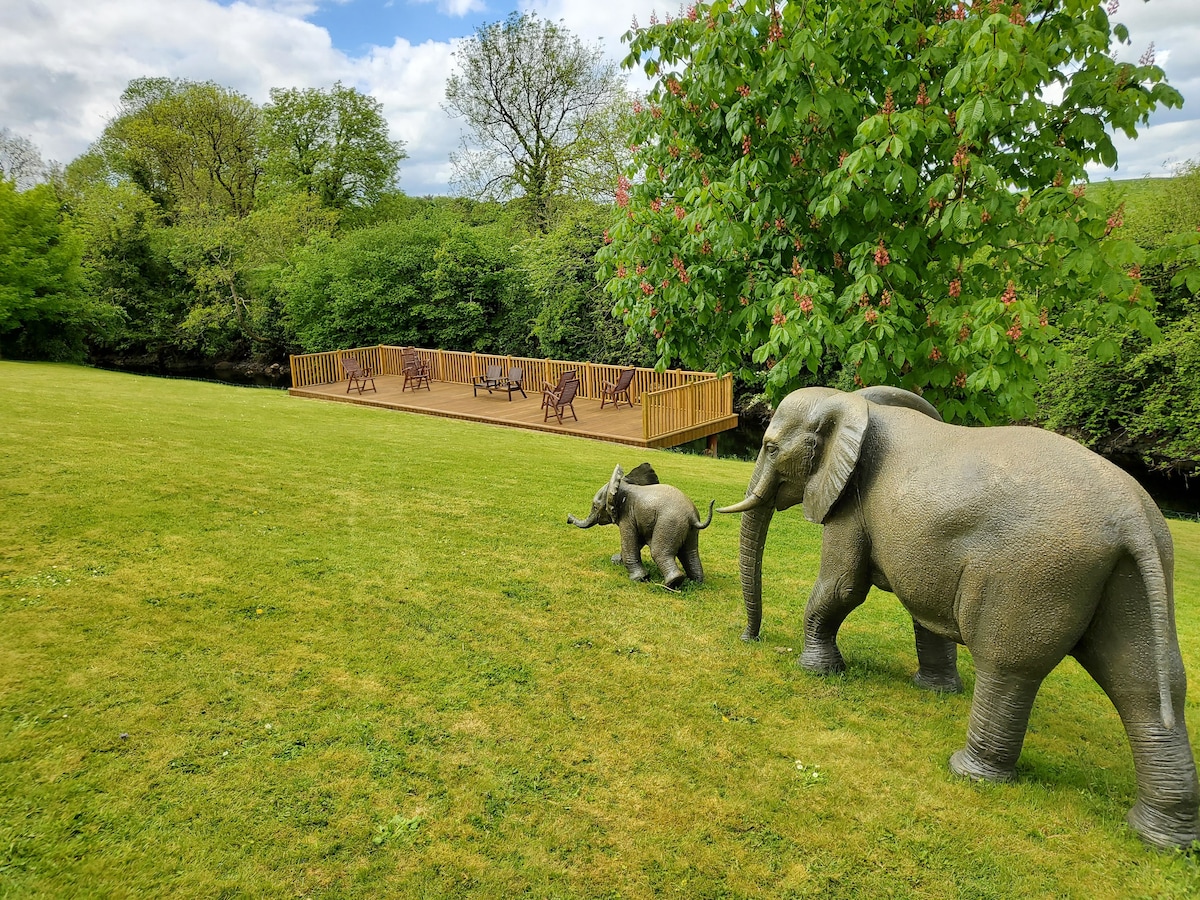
[719,385,1199,850]
[569,463,714,588]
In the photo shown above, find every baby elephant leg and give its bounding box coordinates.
[650,545,687,589]
[618,529,649,581]
[680,531,704,584]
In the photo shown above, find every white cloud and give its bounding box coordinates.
[1092,119,1200,179]
[525,0,644,47]
[413,0,488,17]
[349,37,462,193]
[0,0,342,161]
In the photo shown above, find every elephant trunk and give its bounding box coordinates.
[736,503,775,641]
[567,510,599,528]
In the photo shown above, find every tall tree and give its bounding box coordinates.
[97,78,263,218]
[167,196,338,357]
[0,128,48,190]
[262,82,407,209]
[0,180,116,360]
[600,0,1181,423]
[444,12,627,230]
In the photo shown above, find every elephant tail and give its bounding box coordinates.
[1131,533,1176,731]
[695,500,715,530]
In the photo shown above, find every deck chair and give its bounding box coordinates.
[400,347,430,392]
[501,366,527,400]
[540,370,577,410]
[543,375,579,423]
[600,368,635,409]
[341,356,376,394]
[472,364,503,397]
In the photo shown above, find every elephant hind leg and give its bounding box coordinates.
[912,620,963,693]
[949,661,1043,783]
[1073,629,1200,849]
[680,532,704,584]
[652,549,686,589]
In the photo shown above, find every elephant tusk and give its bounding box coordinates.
[718,492,766,514]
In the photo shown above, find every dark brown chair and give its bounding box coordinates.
[600,368,636,409]
[341,356,376,394]
[401,347,430,392]
[543,376,579,423]
[473,364,503,397]
[540,370,577,411]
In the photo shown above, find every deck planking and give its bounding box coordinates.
[289,375,661,447]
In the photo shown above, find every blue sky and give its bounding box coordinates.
[308,0,519,49]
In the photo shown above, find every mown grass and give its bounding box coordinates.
[1,361,1198,899]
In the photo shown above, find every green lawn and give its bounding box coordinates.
[1,362,1198,898]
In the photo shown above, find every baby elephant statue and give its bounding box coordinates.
[719,385,1199,850]
[568,462,714,588]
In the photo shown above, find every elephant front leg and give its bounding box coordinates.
[799,528,871,675]
[950,661,1042,782]
[912,620,963,693]
[618,525,649,582]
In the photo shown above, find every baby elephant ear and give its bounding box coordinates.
[803,391,869,525]
[624,462,659,486]
[605,464,624,520]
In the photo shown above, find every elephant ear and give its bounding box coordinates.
[605,464,624,521]
[624,462,659,486]
[803,392,869,524]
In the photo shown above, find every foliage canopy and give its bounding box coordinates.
[0,180,116,360]
[600,0,1182,422]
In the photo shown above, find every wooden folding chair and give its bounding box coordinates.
[600,368,636,409]
[540,370,577,411]
[543,376,579,423]
[341,357,376,394]
[400,347,430,392]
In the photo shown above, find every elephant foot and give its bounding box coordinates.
[799,641,845,675]
[949,748,1017,784]
[913,668,963,694]
[1126,801,1200,851]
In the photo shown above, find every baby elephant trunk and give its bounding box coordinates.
[567,510,600,528]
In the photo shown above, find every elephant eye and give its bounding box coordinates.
[765,442,779,458]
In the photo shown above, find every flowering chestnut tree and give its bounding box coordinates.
[598,0,1181,422]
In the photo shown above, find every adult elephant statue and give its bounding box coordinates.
[718,385,1199,849]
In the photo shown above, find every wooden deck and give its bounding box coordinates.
[289,375,735,448]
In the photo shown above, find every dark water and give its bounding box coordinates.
[93,361,292,389]
[673,418,1200,519]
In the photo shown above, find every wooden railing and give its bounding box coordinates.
[289,346,736,444]
[290,346,387,389]
[642,375,735,444]
[290,346,718,399]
